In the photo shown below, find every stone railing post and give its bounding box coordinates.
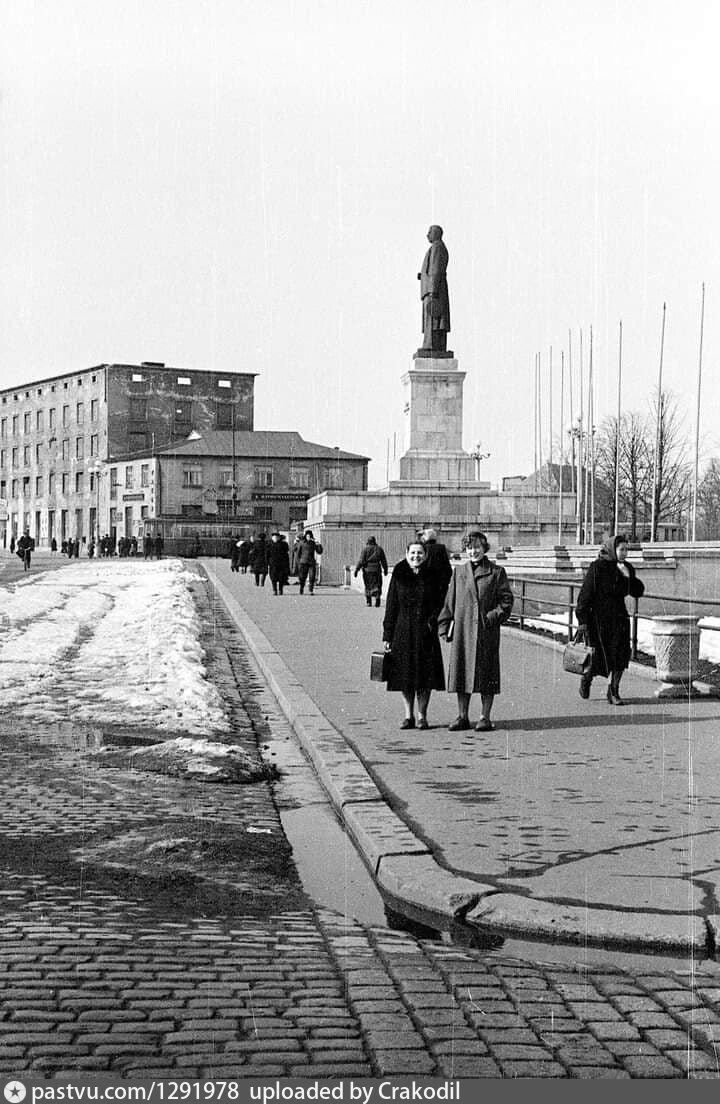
[650,615,703,698]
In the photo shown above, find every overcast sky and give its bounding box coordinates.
[2,0,719,487]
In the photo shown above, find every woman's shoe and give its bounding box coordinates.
[448,717,471,731]
[579,674,592,699]
[417,718,429,730]
[400,717,415,730]
[607,686,624,706]
[475,718,495,732]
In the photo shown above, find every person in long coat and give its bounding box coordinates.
[382,540,446,730]
[237,538,251,573]
[575,533,644,705]
[355,536,388,606]
[267,532,291,595]
[438,530,514,732]
[248,532,269,587]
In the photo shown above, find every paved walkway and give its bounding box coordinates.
[2,556,720,1080]
[205,562,720,956]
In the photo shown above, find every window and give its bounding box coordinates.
[0,418,5,437]
[76,402,84,424]
[23,446,30,466]
[12,415,18,434]
[11,479,18,497]
[22,476,30,496]
[49,408,56,429]
[181,504,203,517]
[182,468,203,487]
[289,466,309,489]
[36,410,44,431]
[125,466,134,490]
[90,399,99,421]
[0,450,4,469]
[36,476,43,496]
[0,480,5,498]
[90,434,98,457]
[140,464,149,488]
[216,402,232,428]
[174,400,191,423]
[141,506,149,520]
[254,466,274,488]
[11,447,18,468]
[62,405,69,427]
[76,437,84,460]
[218,469,234,486]
[177,376,191,386]
[48,472,55,495]
[62,473,69,494]
[24,412,31,433]
[110,467,117,499]
[131,373,145,382]
[35,444,41,463]
[75,472,84,493]
[62,440,70,461]
[217,379,231,389]
[323,466,344,490]
[253,506,273,521]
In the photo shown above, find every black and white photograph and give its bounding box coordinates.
[2,0,720,1090]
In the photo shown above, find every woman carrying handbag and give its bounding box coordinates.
[575,534,644,705]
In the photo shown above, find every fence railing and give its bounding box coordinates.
[506,574,720,661]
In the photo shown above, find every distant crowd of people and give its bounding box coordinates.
[230,529,323,596]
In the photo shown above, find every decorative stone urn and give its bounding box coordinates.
[650,615,702,698]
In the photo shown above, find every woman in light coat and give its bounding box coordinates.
[438,530,514,732]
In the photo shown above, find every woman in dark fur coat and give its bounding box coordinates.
[382,540,446,730]
[575,533,644,705]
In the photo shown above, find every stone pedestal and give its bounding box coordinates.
[651,615,703,697]
[398,357,476,484]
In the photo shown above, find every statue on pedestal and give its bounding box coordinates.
[416,225,452,358]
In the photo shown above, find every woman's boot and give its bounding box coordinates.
[579,673,593,699]
[607,672,624,705]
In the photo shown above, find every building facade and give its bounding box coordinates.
[0,363,254,547]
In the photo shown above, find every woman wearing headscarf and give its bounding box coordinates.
[575,533,644,705]
[355,536,389,607]
[382,539,446,730]
[438,530,514,732]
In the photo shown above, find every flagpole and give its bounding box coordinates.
[589,327,595,544]
[691,284,706,542]
[614,320,623,533]
[558,351,564,544]
[650,303,667,543]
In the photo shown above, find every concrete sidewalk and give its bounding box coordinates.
[204,561,720,956]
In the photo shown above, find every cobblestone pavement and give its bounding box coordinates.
[1,561,720,1078]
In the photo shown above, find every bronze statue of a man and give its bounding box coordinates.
[417,224,451,357]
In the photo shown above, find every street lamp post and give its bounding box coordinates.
[470,442,491,482]
[567,417,584,544]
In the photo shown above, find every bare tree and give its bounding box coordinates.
[697,458,720,539]
[593,392,690,540]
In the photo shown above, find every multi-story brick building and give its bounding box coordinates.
[0,362,368,551]
[0,361,253,547]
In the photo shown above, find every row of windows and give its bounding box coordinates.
[1,470,99,497]
[1,373,99,408]
[0,400,100,438]
[178,465,342,490]
[0,435,100,468]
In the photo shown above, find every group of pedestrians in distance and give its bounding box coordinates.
[379,528,644,733]
[229,529,323,596]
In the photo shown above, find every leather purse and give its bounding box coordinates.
[562,629,594,675]
[370,651,392,682]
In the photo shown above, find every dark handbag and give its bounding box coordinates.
[562,629,594,675]
[370,651,392,682]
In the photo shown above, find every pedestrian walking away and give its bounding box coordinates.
[438,530,514,732]
[382,539,446,730]
[575,532,645,705]
[230,535,242,573]
[354,535,388,606]
[267,531,290,595]
[295,530,322,594]
[237,537,251,573]
[248,532,269,587]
